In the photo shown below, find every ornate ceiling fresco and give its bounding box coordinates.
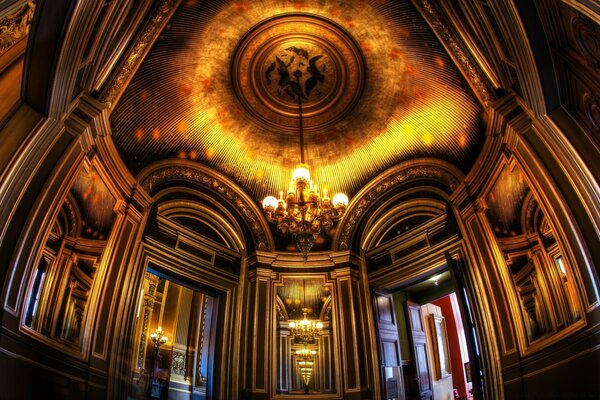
[485,164,530,238]
[69,166,116,240]
[109,0,484,203]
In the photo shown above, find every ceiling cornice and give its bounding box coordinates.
[98,0,181,108]
[410,0,496,107]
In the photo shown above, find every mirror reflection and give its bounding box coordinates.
[24,165,117,351]
[485,163,581,344]
[275,277,336,395]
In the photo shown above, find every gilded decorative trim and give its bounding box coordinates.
[0,1,35,57]
[171,349,186,376]
[335,164,461,251]
[414,0,493,105]
[98,0,179,106]
[140,164,272,252]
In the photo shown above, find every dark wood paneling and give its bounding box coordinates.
[3,131,76,312]
[339,281,357,389]
[255,279,267,390]
[0,345,87,399]
[352,279,367,387]
[23,0,75,115]
[244,280,256,389]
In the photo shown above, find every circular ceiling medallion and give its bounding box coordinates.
[231,13,365,134]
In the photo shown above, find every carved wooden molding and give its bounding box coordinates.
[333,159,462,252]
[139,161,274,252]
[413,0,494,105]
[98,0,180,107]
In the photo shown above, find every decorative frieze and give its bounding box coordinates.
[414,0,494,105]
[98,0,179,106]
[335,163,461,251]
[140,164,272,251]
[171,349,186,376]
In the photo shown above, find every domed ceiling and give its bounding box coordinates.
[109,0,484,202]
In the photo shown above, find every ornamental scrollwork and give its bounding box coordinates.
[171,349,186,376]
[98,0,178,106]
[415,0,493,105]
[335,164,460,251]
[140,165,271,251]
[0,1,35,57]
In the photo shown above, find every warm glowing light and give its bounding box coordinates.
[150,325,168,345]
[176,3,481,212]
[177,120,188,132]
[262,196,278,210]
[332,193,349,207]
[288,309,323,344]
[296,348,317,356]
[292,165,311,182]
[423,133,433,145]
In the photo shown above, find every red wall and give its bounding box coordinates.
[433,295,468,397]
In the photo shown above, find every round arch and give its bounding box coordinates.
[138,159,275,253]
[332,158,463,253]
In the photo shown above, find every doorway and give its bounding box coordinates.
[374,270,480,400]
[129,270,218,400]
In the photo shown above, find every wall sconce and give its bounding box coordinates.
[150,326,168,399]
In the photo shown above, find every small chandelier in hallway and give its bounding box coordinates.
[289,308,323,344]
[288,280,323,344]
[296,346,317,393]
[262,69,349,258]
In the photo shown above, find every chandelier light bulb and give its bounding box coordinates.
[292,165,311,182]
[262,196,279,210]
[316,322,323,330]
[289,321,296,328]
[150,326,167,345]
[332,192,349,207]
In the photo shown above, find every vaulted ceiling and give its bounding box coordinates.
[109,0,485,203]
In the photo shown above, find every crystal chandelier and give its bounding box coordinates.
[289,308,323,344]
[262,70,349,258]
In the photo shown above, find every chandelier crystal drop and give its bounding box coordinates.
[262,70,349,258]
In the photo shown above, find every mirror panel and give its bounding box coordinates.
[274,276,337,395]
[484,162,582,346]
[23,164,117,352]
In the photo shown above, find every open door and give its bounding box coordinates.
[406,301,433,400]
[373,289,405,400]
